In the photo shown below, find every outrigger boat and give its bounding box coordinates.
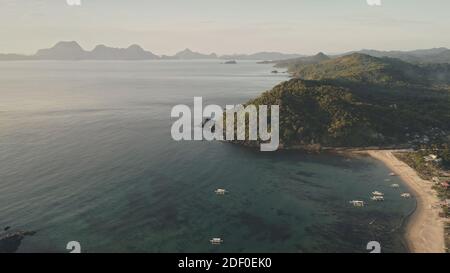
[350,200,365,207]
[371,196,384,201]
[215,189,227,195]
[401,193,411,198]
[372,191,384,196]
[390,184,400,188]
[210,238,223,245]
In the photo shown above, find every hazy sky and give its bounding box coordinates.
[1,0,450,55]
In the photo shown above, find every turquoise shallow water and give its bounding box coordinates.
[0,60,415,252]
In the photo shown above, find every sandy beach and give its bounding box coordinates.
[366,150,445,253]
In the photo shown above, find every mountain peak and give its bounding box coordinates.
[35,41,86,59]
[51,41,84,51]
[312,52,330,61]
[174,48,217,59]
[176,48,194,55]
[274,52,330,68]
[89,44,158,60]
[346,52,375,59]
[54,41,81,47]
[92,44,110,52]
[34,42,159,60]
[338,53,383,64]
[128,44,144,50]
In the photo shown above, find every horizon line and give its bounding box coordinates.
[1,40,450,58]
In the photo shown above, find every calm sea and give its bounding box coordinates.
[0,60,415,253]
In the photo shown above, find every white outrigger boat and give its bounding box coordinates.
[210,238,223,245]
[401,193,411,198]
[215,189,228,195]
[350,200,365,207]
[390,184,400,188]
[372,191,384,196]
[371,196,384,201]
[389,172,397,177]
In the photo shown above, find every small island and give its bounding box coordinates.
[0,228,36,253]
[223,60,237,64]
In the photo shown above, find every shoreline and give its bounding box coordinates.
[364,150,445,253]
[235,143,447,252]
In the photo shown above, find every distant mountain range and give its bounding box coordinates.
[2,41,450,64]
[12,41,160,60]
[170,48,217,60]
[0,41,304,61]
[88,44,160,60]
[265,48,450,66]
[274,52,331,68]
[351,48,450,64]
[262,48,450,66]
[287,53,450,86]
[221,52,304,61]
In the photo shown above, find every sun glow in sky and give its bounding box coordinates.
[1,0,450,55]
